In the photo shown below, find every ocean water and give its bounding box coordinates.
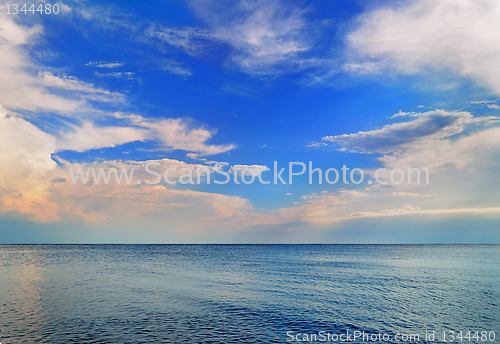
[0,245,498,344]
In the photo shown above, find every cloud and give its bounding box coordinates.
[347,0,500,95]
[52,165,253,224]
[229,164,269,177]
[376,123,500,173]
[392,191,430,197]
[157,59,193,77]
[321,110,500,204]
[3,102,498,231]
[0,109,322,228]
[52,158,251,224]
[143,118,236,156]
[0,14,234,161]
[0,14,125,112]
[39,71,125,102]
[147,26,214,56]
[0,12,42,44]
[149,0,317,75]
[86,61,124,68]
[95,72,135,79]
[206,0,310,73]
[0,14,81,112]
[323,110,498,154]
[58,0,332,79]
[471,100,500,110]
[0,109,245,223]
[0,105,59,221]
[307,142,327,148]
[56,121,146,152]
[0,105,56,172]
[56,116,236,156]
[297,108,500,231]
[347,206,500,219]
[249,189,500,227]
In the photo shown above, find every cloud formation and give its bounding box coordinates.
[0,105,59,221]
[323,109,500,172]
[348,0,500,95]
[323,110,488,154]
[0,106,242,223]
[56,116,236,155]
[149,0,316,75]
[0,14,81,112]
[0,15,235,156]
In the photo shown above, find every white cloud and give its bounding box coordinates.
[95,72,135,79]
[229,164,269,177]
[57,121,146,152]
[157,59,193,77]
[147,26,214,56]
[39,71,125,102]
[86,61,124,68]
[149,0,316,75]
[3,101,498,230]
[0,15,81,112]
[56,115,235,156]
[0,105,56,172]
[208,0,310,73]
[307,142,327,148]
[377,124,500,173]
[0,12,41,44]
[348,0,500,95]
[471,100,500,110]
[0,105,59,221]
[304,108,500,230]
[0,14,125,112]
[50,161,254,224]
[0,110,245,223]
[143,118,236,156]
[0,15,235,157]
[390,110,416,119]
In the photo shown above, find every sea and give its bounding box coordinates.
[0,244,498,343]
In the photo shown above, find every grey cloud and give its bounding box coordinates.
[323,110,474,154]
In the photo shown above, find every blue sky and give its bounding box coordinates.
[1,0,500,243]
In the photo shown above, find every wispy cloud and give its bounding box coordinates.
[347,206,500,219]
[95,72,135,79]
[86,61,124,68]
[471,100,500,110]
[0,15,234,156]
[57,115,236,156]
[157,59,193,77]
[146,26,215,57]
[39,71,125,103]
[148,0,321,76]
[323,110,499,154]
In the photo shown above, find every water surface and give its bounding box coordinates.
[0,245,498,343]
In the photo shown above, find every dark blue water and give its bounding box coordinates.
[0,245,498,343]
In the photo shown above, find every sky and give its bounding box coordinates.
[1,0,500,243]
